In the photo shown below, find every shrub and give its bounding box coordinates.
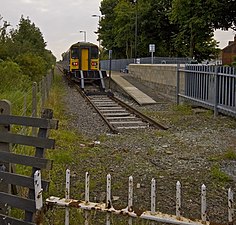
[16,52,47,82]
[0,60,30,93]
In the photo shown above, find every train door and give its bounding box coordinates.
[81,48,89,71]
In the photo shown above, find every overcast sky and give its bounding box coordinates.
[1,0,235,60]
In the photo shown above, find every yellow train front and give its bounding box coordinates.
[62,42,107,90]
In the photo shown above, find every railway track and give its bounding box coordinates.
[58,65,167,133]
[73,83,167,133]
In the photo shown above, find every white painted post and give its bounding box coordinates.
[106,213,111,225]
[151,178,156,214]
[65,169,70,225]
[176,181,181,218]
[85,172,90,203]
[128,176,133,225]
[34,170,43,210]
[106,174,112,209]
[228,188,234,223]
[201,184,207,222]
[128,176,133,212]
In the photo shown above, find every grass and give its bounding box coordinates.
[210,164,231,183]
[209,148,236,161]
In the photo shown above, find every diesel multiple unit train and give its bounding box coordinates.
[62,42,107,90]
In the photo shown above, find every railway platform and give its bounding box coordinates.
[110,71,156,105]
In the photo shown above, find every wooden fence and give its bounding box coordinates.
[0,100,58,224]
[0,68,58,224]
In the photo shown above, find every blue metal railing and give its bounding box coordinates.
[177,65,236,117]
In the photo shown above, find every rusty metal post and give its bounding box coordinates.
[65,169,70,225]
[201,184,207,222]
[85,172,90,203]
[0,100,11,214]
[228,188,233,224]
[151,178,156,215]
[176,181,181,218]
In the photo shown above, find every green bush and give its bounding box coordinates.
[0,60,30,93]
[16,52,47,82]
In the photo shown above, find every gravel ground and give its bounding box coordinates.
[61,73,236,224]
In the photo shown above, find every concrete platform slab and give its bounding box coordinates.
[110,72,156,105]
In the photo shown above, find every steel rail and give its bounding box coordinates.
[73,84,119,134]
[110,96,168,130]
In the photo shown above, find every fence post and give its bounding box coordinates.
[41,77,46,107]
[65,169,70,225]
[228,188,234,224]
[176,181,181,218]
[176,64,180,105]
[32,82,37,136]
[214,66,219,117]
[201,184,207,222]
[85,172,90,203]
[0,100,11,215]
[151,178,156,215]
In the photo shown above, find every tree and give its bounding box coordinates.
[11,16,46,57]
[169,0,218,60]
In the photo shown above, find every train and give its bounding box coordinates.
[62,42,107,90]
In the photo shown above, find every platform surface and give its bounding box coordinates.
[110,72,156,105]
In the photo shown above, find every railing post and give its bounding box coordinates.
[65,169,70,225]
[34,170,43,210]
[176,63,180,105]
[228,188,234,224]
[201,184,207,222]
[151,178,156,215]
[176,181,181,218]
[85,172,90,203]
[214,66,219,117]
[106,174,112,209]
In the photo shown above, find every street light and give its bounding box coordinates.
[92,14,103,48]
[79,30,86,42]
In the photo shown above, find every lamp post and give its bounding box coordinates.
[79,30,86,42]
[92,14,103,48]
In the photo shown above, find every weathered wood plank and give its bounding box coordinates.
[0,192,36,212]
[0,99,11,215]
[0,114,58,129]
[0,132,55,149]
[0,171,49,191]
[0,214,35,225]
[0,151,52,170]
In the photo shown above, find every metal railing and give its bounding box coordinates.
[46,169,234,225]
[177,64,236,117]
[100,57,190,71]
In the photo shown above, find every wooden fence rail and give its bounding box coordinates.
[0,99,58,225]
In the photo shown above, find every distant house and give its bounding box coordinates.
[222,35,236,65]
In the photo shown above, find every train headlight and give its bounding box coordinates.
[72,62,78,66]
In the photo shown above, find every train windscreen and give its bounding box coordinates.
[91,46,98,59]
[71,47,79,59]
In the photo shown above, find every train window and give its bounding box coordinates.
[71,48,79,58]
[91,46,98,59]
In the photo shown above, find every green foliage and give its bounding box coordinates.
[16,52,47,82]
[210,164,231,183]
[0,15,56,85]
[99,0,235,60]
[0,60,30,92]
